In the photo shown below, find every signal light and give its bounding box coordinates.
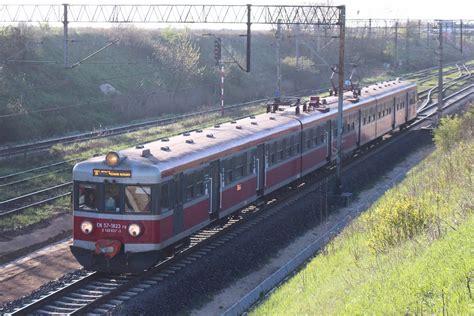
[214,37,221,66]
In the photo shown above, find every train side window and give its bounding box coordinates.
[234,154,246,179]
[104,183,121,212]
[287,136,294,157]
[248,150,256,174]
[313,128,318,146]
[279,139,285,161]
[160,181,171,211]
[186,173,195,200]
[271,142,277,165]
[295,136,300,153]
[125,185,151,213]
[77,182,98,211]
[224,159,233,184]
[195,169,205,197]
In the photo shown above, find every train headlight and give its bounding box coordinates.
[105,152,120,167]
[128,223,143,237]
[80,220,94,235]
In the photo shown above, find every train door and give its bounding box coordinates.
[256,144,265,196]
[391,97,396,129]
[208,160,220,221]
[173,173,184,235]
[404,92,409,123]
[357,109,362,146]
[326,120,332,161]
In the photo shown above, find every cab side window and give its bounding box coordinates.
[77,183,98,211]
[160,181,171,211]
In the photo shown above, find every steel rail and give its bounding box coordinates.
[0,182,72,206]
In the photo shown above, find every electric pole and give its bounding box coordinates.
[276,19,282,98]
[63,4,69,68]
[405,19,409,67]
[295,23,300,69]
[335,5,345,193]
[394,21,398,69]
[437,20,444,124]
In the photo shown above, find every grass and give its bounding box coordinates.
[0,197,69,232]
[251,107,474,315]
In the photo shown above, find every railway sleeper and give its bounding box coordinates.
[50,299,85,308]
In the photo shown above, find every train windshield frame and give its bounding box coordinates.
[73,181,157,214]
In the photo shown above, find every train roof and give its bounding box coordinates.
[73,79,416,182]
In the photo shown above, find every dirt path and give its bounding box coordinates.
[0,212,81,306]
[192,145,435,316]
[0,238,80,305]
[0,213,72,261]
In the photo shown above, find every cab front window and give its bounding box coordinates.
[125,185,151,213]
[105,183,120,212]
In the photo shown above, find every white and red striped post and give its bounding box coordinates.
[220,63,225,116]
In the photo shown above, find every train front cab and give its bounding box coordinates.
[70,155,163,273]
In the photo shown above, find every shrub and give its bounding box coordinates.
[366,194,434,253]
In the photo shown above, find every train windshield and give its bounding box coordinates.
[78,183,98,211]
[104,183,120,212]
[125,185,151,213]
[74,181,154,213]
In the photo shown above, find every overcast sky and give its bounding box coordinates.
[5,0,473,22]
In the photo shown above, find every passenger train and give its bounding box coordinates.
[71,79,417,273]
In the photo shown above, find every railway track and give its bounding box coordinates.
[1,69,472,221]
[6,79,473,315]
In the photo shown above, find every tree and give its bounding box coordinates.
[153,29,205,100]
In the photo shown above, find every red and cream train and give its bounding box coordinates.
[71,79,417,273]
